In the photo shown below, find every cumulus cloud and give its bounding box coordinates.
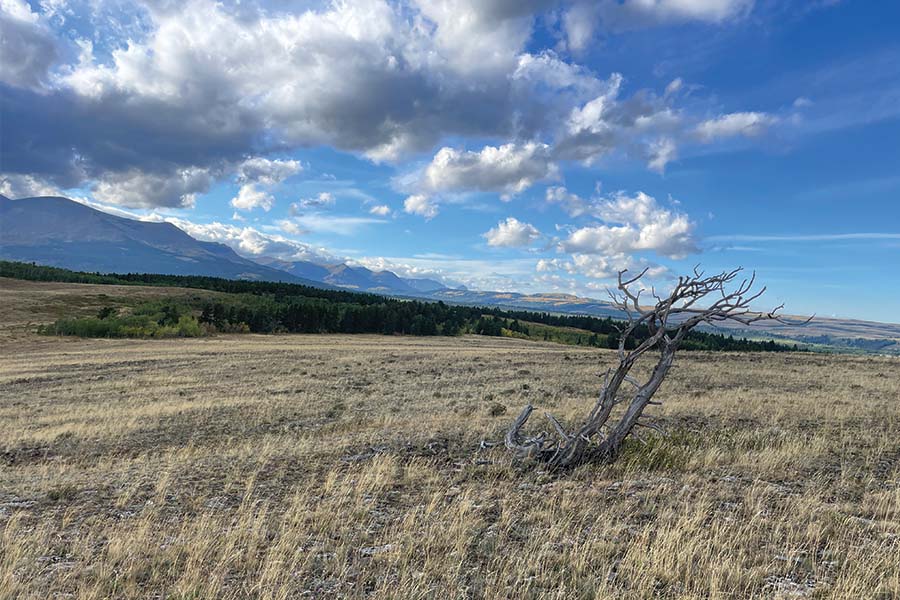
[230,184,274,212]
[0,172,63,198]
[49,0,541,167]
[0,0,58,89]
[403,194,439,219]
[552,73,689,170]
[1,0,780,218]
[537,253,668,281]
[420,142,558,198]
[695,111,776,141]
[369,204,392,216]
[352,255,461,287]
[277,219,306,236]
[237,157,303,186]
[355,254,541,293]
[228,156,303,212]
[2,0,588,199]
[93,167,213,209]
[484,217,541,247]
[546,185,591,217]
[558,191,697,259]
[413,0,555,75]
[646,137,678,173]
[164,217,334,263]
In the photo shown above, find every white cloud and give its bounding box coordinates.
[369,204,392,216]
[237,157,303,186]
[646,137,677,172]
[0,172,63,198]
[352,255,460,287]
[163,217,334,263]
[54,0,558,165]
[93,167,213,209]
[359,254,542,293]
[227,156,303,213]
[559,191,697,259]
[230,183,274,212]
[537,253,668,281]
[695,111,775,141]
[420,142,558,198]
[484,217,541,247]
[597,0,753,29]
[403,194,439,219]
[412,0,551,76]
[553,73,688,170]
[546,185,591,217]
[562,2,599,52]
[277,219,306,236]
[536,257,564,272]
[4,0,781,211]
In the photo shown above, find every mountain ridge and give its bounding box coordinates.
[0,195,321,285]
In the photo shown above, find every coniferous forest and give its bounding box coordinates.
[2,261,799,352]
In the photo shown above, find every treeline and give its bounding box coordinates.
[1,260,390,306]
[477,307,800,352]
[195,296,473,336]
[4,261,800,351]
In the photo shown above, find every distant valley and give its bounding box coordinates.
[2,195,898,354]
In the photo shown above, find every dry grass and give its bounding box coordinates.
[0,277,224,341]
[1,333,899,599]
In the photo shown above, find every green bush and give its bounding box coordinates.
[40,307,207,339]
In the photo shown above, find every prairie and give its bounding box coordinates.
[1,331,899,599]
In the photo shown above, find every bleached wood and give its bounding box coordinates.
[503,266,808,469]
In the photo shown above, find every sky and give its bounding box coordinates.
[1,0,899,322]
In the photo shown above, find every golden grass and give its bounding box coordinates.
[0,277,224,341]
[1,333,899,599]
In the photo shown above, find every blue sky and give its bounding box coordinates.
[1,0,898,322]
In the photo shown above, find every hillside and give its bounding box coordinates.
[0,195,317,284]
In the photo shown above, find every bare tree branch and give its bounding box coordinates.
[500,266,811,470]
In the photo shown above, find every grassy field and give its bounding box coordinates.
[1,330,899,599]
[0,277,225,341]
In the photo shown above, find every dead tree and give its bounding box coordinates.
[504,267,807,470]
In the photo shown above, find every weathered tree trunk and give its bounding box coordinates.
[500,267,807,470]
[600,345,674,461]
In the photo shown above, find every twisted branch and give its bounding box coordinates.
[502,266,810,469]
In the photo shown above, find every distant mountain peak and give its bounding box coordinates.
[0,195,322,285]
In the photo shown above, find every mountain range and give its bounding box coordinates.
[0,195,318,284]
[254,256,449,295]
[2,195,899,353]
[0,195,454,295]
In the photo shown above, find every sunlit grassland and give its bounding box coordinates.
[1,333,898,599]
